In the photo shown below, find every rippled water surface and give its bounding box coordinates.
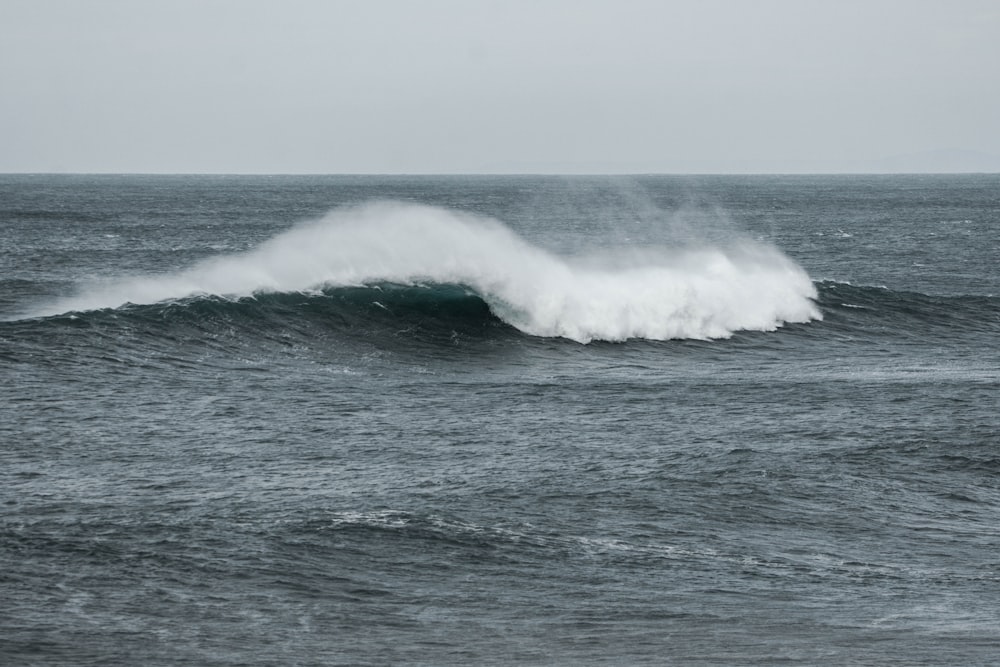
[2,174,999,665]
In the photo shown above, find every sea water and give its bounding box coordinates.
[2,174,998,665]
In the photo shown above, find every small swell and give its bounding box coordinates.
[815,281,1000,338]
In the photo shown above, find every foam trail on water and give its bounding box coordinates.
[34,202,821,342]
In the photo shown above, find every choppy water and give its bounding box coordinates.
[2,174,999,665]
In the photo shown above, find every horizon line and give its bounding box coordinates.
[3,170,999,177]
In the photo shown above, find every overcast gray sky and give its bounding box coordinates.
[2,0,998,173]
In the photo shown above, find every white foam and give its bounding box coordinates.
[33,201,821,342]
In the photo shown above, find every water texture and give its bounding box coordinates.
[2,174,999,665]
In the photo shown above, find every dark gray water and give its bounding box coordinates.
[2,174,999,665]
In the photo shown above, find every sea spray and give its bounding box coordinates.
[33,201,820,341]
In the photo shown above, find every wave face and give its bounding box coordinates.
[32,202,819,342]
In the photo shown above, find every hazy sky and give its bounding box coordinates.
[2,0,999,173]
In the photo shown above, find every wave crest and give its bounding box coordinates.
[34,202,820,342]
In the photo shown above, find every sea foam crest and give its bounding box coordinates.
[38,202,821,342]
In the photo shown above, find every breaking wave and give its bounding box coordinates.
[31,202,820,342]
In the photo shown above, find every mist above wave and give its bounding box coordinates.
[36,202,820,342]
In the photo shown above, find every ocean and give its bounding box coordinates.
[1,174,998,665]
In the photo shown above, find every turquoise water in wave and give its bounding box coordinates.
[2,175,999,665]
